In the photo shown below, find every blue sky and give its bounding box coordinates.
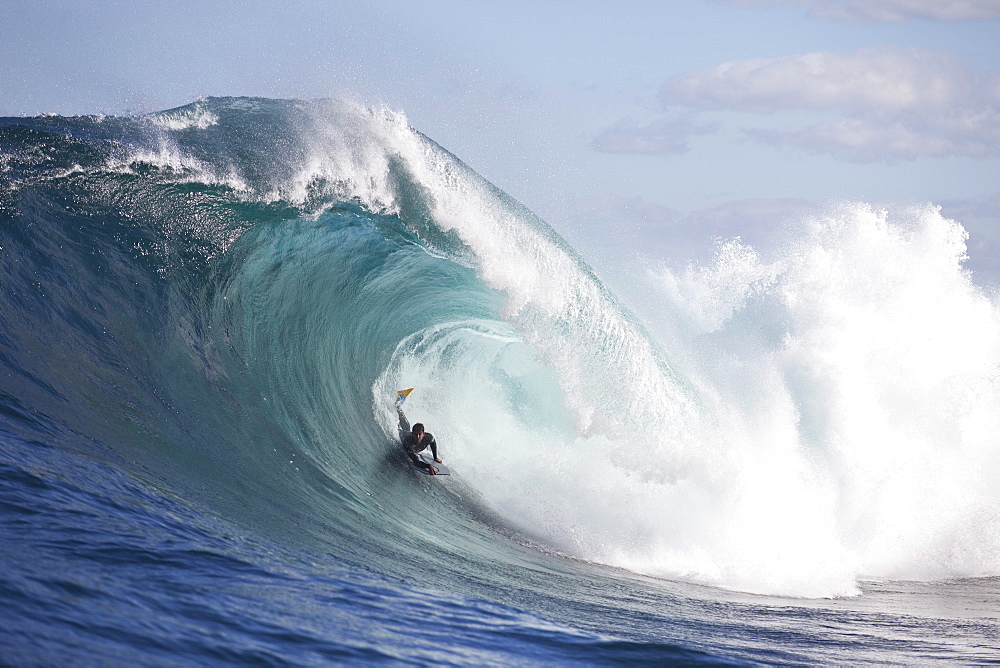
[4,0,999,277]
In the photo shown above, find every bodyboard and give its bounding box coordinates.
[413,452,450,476]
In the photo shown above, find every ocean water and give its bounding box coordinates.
[1,97,998,665]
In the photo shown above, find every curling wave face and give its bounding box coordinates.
[2,97,999,608]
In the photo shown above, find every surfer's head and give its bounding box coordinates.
[412,423,425,437]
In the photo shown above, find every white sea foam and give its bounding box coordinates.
[107,141,248,193]
[149,104,220,131]
[636,203,1000,594]
[265,100,414,214]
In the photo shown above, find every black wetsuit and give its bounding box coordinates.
[397,409,438,470]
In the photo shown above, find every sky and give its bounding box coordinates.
[3,0,1000,280]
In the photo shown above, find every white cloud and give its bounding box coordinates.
[816,0,1000,22]
[662,47,974,114]
[657,46,1000,162]
[751,115,1000,161]
[591,116,721,155]
[725,0,1000,22]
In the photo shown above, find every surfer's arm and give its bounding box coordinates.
[407,450,435,473]
[429,437,440,462]
[396,408,410,433]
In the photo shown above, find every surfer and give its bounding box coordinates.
[397,407,442,475]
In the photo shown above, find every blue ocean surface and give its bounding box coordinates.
[2,98,998,665]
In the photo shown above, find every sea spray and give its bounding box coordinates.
[642,203,1000,592]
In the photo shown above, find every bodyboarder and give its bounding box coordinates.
[397,405,442,475]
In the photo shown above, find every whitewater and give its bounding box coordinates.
[1,97,998,665]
